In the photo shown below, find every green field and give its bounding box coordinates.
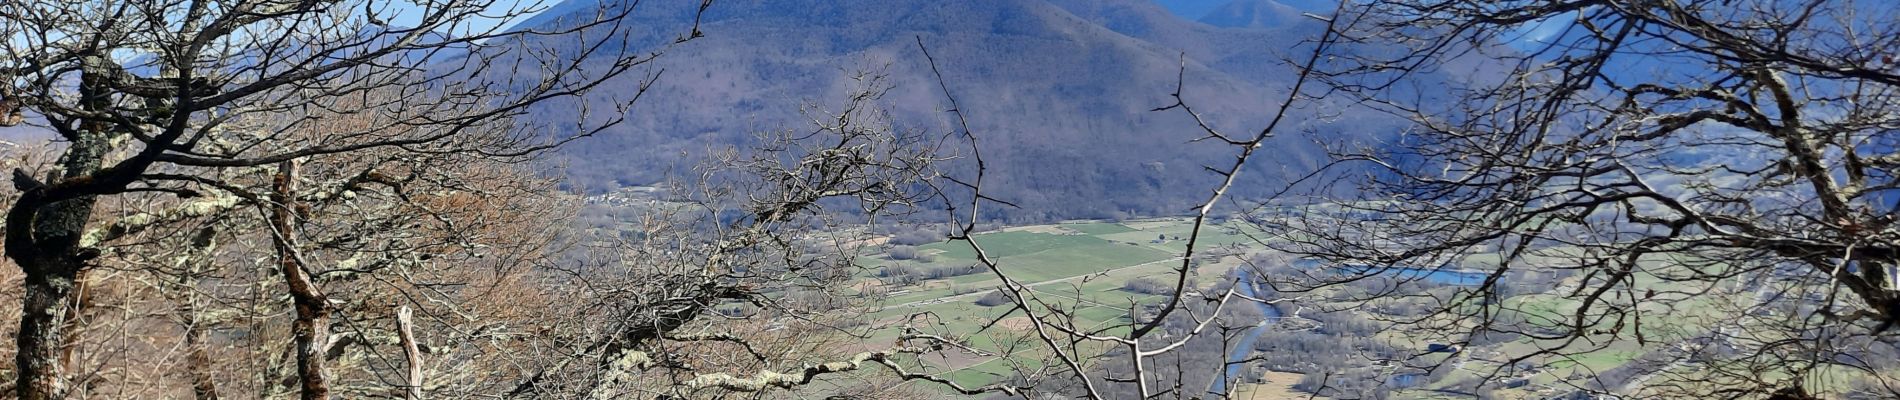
[855,218,1790,396]
[1064,222,1139,235]
[854,218,1250,388]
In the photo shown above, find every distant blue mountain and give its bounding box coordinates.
[1264,0,1335,13]
[1151,0,1230,20]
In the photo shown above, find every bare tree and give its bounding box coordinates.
[267,160,328,400]
[0,16,968,397]
[852,2,1900,398]
[20,0,1890,398]
[0,84,617,399]
[895,28,1340,398]
[487,65,989,399]
[0,0,710,397]
[1240,0,1900,398]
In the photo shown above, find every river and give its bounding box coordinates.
[1207,268,1282,396]
[1206,261,1486,396]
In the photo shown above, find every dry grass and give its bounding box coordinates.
[1230,371,1325,400]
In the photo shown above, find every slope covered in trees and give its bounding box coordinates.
[504,0,1397,221]
[1196,0,1304,29]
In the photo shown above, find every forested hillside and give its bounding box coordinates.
[502,0,1394,220]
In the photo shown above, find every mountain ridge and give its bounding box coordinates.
[1198,0,1304,29]
[503,0,1387,219]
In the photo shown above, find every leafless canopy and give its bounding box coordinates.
[11,0,1897,399]
[0,0,705,398]
[1250,0,1900,397]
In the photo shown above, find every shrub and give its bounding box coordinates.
[887,245,920,260]
[974,290,1013,306]
[876,265,919,278]
[923,264,982,280]
[889,229,945,246]
[1121,277,1173,295]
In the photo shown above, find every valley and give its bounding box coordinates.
[1,0,1891,398]
[773,213,1883,399]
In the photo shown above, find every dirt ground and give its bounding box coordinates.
[1230,371,1324,400]
[1009,225,1071,234]
[850,279,884,293]
[918,346,992,371]
[1120,219,1182,230]
[997,316,1035,331]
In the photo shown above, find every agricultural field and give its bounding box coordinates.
[1230,371,1325,400]
[852,218,1257,389]
[843,217,1879,398]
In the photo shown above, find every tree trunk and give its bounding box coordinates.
[271,161,330,400]
[9,72,115,400]
[15,268,77,400]
[12,177,102,400]
[182,226,222,400]
[59,269,94,377]
[396,306,424,400]
[185,300,220,400]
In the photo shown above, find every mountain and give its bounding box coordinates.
[500,0,1399,220]
[1041,0,1320,86]
[1150,0,1232,20]
[1197,0,1303,29]
[1257,0,1335,14]
[1151,0,1333,22]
